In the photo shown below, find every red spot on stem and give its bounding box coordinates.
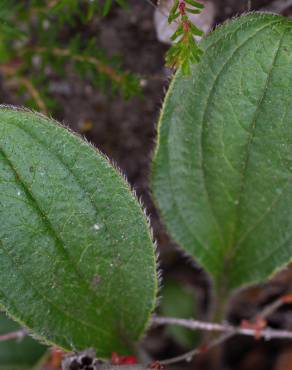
[111,352,138,365]
[240,316,267,340]
[43,347,64,370]
[281,294,292,304]
[182,20,190,33]
[150,361,165,369]
[198,344,209,353]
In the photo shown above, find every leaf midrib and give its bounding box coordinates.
[6,117,157,336]
[199,19,282,257]
[160,19,282,276]
[228,30,286,258]
[1,117,157,343]
[0,144,108,333]
[8,117,152,263]
[0,240,109,340]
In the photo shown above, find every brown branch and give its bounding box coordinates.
[152,316,292,340]
[151,293,292,366]
[34,47,125,85]
[159,332,232,366]
[47,0,59,8]
[63,296,292,370]
[16,77,48,114]
[0,63,48,114]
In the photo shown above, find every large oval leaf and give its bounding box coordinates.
[0,107,157,357]
[0,312,46,370]
[152,13,292,292]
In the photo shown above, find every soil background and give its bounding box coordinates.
[1,1,292,369]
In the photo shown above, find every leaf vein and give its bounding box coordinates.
[230,30,286,254]
[200,19,281,248]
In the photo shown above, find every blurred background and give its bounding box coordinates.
[0,1,292,369]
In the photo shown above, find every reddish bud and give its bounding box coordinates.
[240,316,267,340]
[182,20,190,33]
[111,352,138,365]
[179,1,186,15]
[198,344,209,353]
[150,361,165,369]
[43,347,64,370]
[111,352,121,365]
[281,294,292,304]
[120,356,138,365]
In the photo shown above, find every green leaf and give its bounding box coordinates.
[168,0,179,23]
[101,0,127,16]
[0,107,158,357]
[184,0,204,9]
[116,0,128,10]
[152,13,292,293]
[185,8,201,14]
[160,280,199,348]
[102,0,113,16]
[189,22,204,36]
[170,25,184,41]
[0,312,46,370]
[0,18,25,37]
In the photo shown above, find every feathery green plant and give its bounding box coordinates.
[0,0,138,114]
[166,0,204,74]
[0,0,206,112]
[102,0,128,16]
